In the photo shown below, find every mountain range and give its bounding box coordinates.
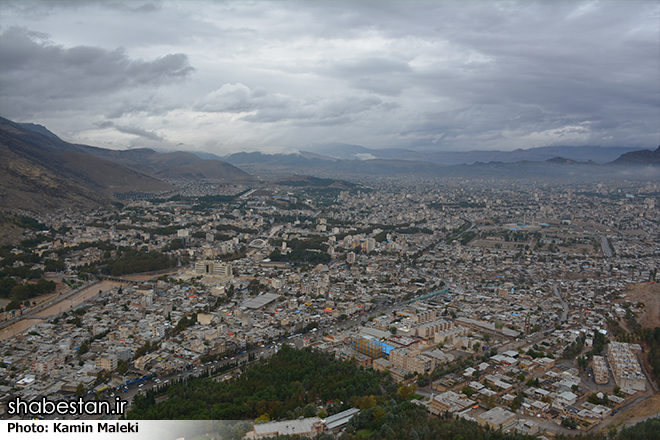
[224,147,659,181]
[300,143,652,164]
[0,117,252,212]
[1,115,658,213]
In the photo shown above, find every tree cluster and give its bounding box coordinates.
[102,249,178,276]
[126,345,384,420]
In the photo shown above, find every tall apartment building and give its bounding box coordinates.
[591,355,609,385]
[412,309,441,324]
[96,355,118,372]
[606,342,646,391]
[389,348,433,374]
[434,325,469,346]
[412,319,452,338]
[350,337,384,360]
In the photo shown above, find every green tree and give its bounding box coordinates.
[303,403,317,417]
[398,383,417,400]
[78,341,89,356]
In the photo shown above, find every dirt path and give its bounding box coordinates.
[613,393,660,430]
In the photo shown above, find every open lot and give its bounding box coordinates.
[615,282,660,328]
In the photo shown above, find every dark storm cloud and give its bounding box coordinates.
[280,1,658,149]
[326,57,412,96]
[194,84,289,114]
[402,2,659,149]
[0,1,657,152]
[114,125,163,141]
[2,1,162,15]
[195,83,385,126]
[106,2,162,13]
[0,27,194,114]
[95,120,163,141]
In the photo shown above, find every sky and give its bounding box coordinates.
[0,1,658,155]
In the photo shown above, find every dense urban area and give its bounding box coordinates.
[1,177,659,439]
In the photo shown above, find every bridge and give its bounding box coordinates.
[403,287,451,304]
[248,238,268,249]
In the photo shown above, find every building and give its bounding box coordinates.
[424,349,454,368]
[607,342,646,391]
[513,419,540,435]
[387,335,420,350]
[248,418,324,439]
[324,408,360,432]
[592,356,609,385]
[197,313,214,326]
[477,406,516,431]
[95,355,118,372]
[553,391,577,409]
[194,260,232,278]
[350,337,384,360]
[434,325,469,347]
[373,357,392,372]
[412,319,451,338]
[241,293,281,310]
[430,391,476,415]
[389,348,432,374]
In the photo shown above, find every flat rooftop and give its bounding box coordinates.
[241,293,281,309]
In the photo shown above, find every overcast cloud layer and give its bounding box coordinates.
[0,1,658,154]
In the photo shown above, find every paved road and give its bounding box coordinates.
[600,236,613,258]
[553,285,569,323]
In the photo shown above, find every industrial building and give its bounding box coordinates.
[248,418,323,439]
[246,408,361,439]
[324,408,361,432]
[241,292,281,310]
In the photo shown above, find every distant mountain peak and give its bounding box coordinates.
[546,156,579,164]
[611,146,660,165]
[15,121,61,140]
[0,117,173,213]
